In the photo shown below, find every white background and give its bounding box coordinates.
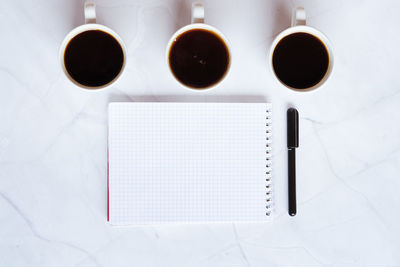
[1,0,400,266]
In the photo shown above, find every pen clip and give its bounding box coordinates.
[287,108,299,148]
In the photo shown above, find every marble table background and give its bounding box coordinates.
[1,0,400,266]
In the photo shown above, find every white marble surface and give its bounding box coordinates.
[1,0,400,266]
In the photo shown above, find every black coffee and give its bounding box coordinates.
[64,30,124,87]
[272,32,329,89]
[169,29,230,89]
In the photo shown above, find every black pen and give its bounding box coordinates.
[287,108,299,216]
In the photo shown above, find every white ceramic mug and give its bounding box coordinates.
[59,1,126,90]
[166,2,231,91]
[269,7,333,92]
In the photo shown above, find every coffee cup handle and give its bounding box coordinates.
[85,1,96,24]
[191,2,204,23]
[292,7,306,26]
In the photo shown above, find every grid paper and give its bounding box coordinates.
[108,102,272,225]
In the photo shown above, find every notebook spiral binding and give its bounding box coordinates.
[265,106,272,216]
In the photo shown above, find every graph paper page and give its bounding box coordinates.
[108,102,272,225]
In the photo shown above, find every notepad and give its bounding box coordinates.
[108,102,272,225]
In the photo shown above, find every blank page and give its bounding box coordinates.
[108,103,272,225]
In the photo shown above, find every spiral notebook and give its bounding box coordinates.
[108,102,272,225]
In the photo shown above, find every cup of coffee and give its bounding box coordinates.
[166,2,231,91]
[270,7,333,92]
[59,1,126,90]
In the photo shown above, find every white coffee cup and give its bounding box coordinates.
[269,7,333,92]
[166,2,231,91]
[59,1,126,90]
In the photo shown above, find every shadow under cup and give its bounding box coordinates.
[272,31,331,91]
[63,29,125,89]
[168,28,230,90]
